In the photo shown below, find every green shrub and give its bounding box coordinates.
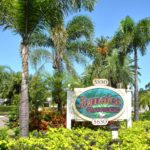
[140,111,150,121]
[0,121,150,149]
[110,121,150,150]
[7,127,111,150]
[0,106,17,113]
[0,127,19,140]
[7,106,19,128]
[0,128,8,140]
[1,108,150,149]
[0,140,8,150]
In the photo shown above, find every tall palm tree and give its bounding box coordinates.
[113,16,150,120]
[0,0,45,136]
[30,15,94,113]
[0,0,96,136]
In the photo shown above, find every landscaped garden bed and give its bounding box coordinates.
[0,120,150,150]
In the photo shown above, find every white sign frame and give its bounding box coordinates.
[67,84,132,129]
[73,85,126,122]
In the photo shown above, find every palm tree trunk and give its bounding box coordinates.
[53,76,63,114]
[19,41,29,137]
[58,66,63,114]
[57,94,62,113]
[53,58,63,114]
[134,48,139,120]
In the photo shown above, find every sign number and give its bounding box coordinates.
[92,119,108,125]
[93,79,109,86]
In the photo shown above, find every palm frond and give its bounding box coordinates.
[13,0,43,37]
[63,54,78,77]
[67,15,94,41]
[67,41,95,57]
[66,48,87,64]
[56,0,96,14]
[29,32,53,48]
[0,65,13,73]
[29,49,53,70]
[0,0,44,39]
[135,17,150,55]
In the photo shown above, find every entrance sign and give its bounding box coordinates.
[66,79,132,130]
[73,88,125,122]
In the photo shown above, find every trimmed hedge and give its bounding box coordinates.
[1,128,111,150]
[110,121,150,150]
[140,110,150,121]
[0,121,150,150]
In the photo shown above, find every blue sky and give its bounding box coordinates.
[0,0,150,88]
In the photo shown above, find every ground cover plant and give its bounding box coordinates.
[0,119,150,150]
[1,109,149,149]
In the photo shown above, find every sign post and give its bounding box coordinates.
[112,130,118,140]
[67,90,73,129]
[126,86,132,128]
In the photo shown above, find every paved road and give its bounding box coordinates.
[0,115,8,128]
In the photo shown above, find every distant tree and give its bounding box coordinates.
[0,65,13,80]
[139,90,150,110]
[145,82,150,90]
[0,66,21,105]
[30,15,94,113]
[81,36,110,86]
[113,16,150,120]
[139,83,150,109]
[1,72,21,105]
[29,75,51,111]
[0,65,13,99]
[96,36,110,57]
[82,49,134,88]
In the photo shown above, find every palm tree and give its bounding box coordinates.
[81,36,110,86]
[103,50,134,88]
[139,90,150,110]
[0,71,21,105]
[30,15,94,113]
[139,83,150,110]
[0,0,96,136]
[145,82,150,90]
[0,65,14,99]
[96,36,110,56]
[0,0,46,136]
[82,49,134,88]
[113,16,150,120]
[0,65,13,78]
